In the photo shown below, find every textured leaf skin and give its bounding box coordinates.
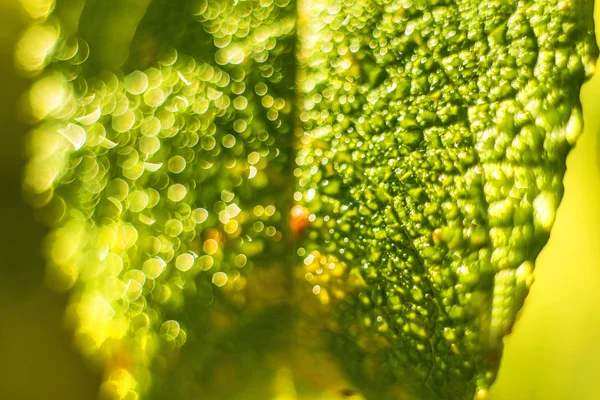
[297,0,597,398]
[18,0,597,399]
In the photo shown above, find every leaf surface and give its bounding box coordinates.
[18,0,597,399]
[297,0,597,398]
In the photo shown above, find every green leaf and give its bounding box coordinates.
[297,0,597,398]
[18,0,597,399]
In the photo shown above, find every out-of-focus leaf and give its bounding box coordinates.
[19,1,296,398]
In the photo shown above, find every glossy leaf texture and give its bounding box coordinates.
[17,0,597,399]
[297,0,597,399]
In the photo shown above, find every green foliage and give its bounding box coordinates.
[297,0,597,398]
[18,0,597,399]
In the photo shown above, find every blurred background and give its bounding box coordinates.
[0,2,103,399]
[1,1,600,399]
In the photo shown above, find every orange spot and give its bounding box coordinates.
[105,347,132,377]
[432,228,442,244]
[205,228,223,242]
[290,205,309,237]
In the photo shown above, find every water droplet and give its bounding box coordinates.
[175,253,195,272]
[160,320,181,341]
[212,272,228,287]
[142,257,166,279]
[168,184,187,202]
[58,123,86,150]
[168,156,186,173]
[124,70,149,95]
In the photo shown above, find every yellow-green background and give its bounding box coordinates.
[1,1,599,399]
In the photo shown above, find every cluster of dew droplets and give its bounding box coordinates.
[19,0,295,398]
